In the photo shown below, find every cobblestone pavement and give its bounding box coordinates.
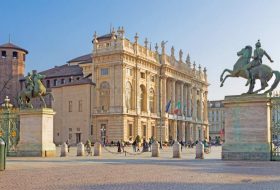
[1,146,280,190]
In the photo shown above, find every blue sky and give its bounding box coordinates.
[1,0,280,100]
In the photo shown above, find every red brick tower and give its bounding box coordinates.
[0,42,28,106]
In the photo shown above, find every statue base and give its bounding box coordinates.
[222,94,271,161]
[17,108,56,157]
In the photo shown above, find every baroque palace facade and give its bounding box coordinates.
[89,28,209,144]
[15,27,209,144]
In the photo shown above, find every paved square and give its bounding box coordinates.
[1,146,280,190]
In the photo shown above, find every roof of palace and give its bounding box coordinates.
[0,42,28,54]
[67,53,92,63]
[39,64,84,78]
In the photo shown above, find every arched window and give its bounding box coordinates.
[149,88,155,113]
[140,85,147,112]
[125,82,133,110]
[100,81,110,111]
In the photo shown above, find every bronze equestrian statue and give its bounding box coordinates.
[220,40,280,94]
[18,70,54,108]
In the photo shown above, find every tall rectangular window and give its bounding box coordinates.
[128,124,133,137]
[101,68,109,75]
[61,78,65,84]
[78,100,82,112]
[53,79,57,86]
[1,51,6,58]
[12,51,18,59]
[69,101,72,112]
[126,68,132,76]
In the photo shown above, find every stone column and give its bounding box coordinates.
[185,122,188,142]
[171,80,176,114]
[192,87,197,120]
[180,82,184,115]
[161,77,167,116]
[136,68,141,114]
[204,91,208,123]
[187,84,191,117]
[181,122,186,142]
[199,89,203,121]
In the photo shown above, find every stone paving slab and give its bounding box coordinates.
[1,146,280,190]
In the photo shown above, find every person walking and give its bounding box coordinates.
[117,141,121,152]
[121,140,125,152]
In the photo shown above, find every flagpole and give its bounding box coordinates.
[159,73,162,149]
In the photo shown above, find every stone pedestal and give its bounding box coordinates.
[151,141,160,157]
[173,141,181,158]
[60,143,68,157]
[222,94,271,161]
[195,142,204,159]
[77,142,85,156]
[94,142,101,156]
[17,108,56,157]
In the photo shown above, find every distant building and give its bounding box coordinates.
[0,42,28,106]
[208,100,225,140]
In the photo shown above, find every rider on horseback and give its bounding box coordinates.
[25,72,34,93]
[245,40,274,86]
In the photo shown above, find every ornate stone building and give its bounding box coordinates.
[35,28,209,144]
[0,42,28,106]
[91,28,209,143]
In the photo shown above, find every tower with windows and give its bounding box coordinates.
[0,42,28,105]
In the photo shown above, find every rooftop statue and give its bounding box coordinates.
[220,40,280,94]
[18,70,54,109]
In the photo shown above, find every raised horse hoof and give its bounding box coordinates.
[220,83,223,87]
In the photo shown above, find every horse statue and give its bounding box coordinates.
[18,71,54,108]
[220,45,280,94]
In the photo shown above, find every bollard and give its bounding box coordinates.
[94,142,102,156]
[151,141,160,157]
[77,142,85,156]
[195,141,204,159]
[0,138,6,171]
[173,141,181,158]
[60,142,68,157]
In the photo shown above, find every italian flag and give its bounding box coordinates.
[173,101,181,115]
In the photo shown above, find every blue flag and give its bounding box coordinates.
[165,100,171,113]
